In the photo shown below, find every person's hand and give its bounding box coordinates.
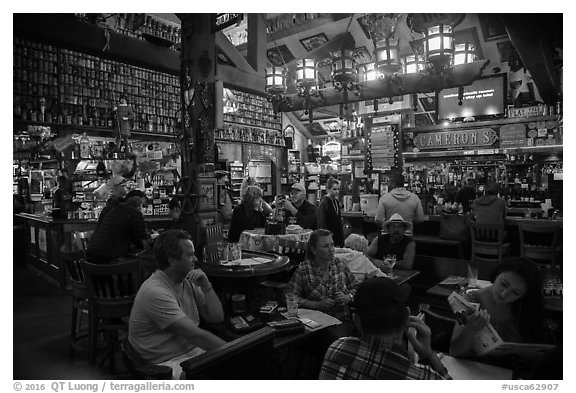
[317,298,336,312]
[186,269,211,289]
[333,291,352,305]
[282,199,297,214]
[406,315,433,359]
[464,309,490,331]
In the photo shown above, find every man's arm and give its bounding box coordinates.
[396,240,416,269]
[186,270,224,324]
[197,285,224,324]
[166,316,226,351]
[414,195,425,223]
[364,236,379,259]
[374,196,386,226]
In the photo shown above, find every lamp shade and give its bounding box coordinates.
[402,54,424,74]
[424,24,454,62]
[265,66,287,94]
[453,42,476,65]
[296,59,318,86]
[358,62,379,81]
[374,38,401,74]
[331,49,356,83]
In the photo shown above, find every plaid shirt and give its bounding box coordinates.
[319,336,446,380]
[287,257,357,320]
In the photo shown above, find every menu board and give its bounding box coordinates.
[499,123,527,148]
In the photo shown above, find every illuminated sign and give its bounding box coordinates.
[322,141,341,161]
[212,13,243,32]
[412,129,498,150]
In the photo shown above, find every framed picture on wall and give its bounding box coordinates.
[299,33,328,52]
[267,45,294,66]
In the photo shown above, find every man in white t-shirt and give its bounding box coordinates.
[129,229,226,379]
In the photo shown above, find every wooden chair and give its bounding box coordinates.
[60,244,89,357]
[418,304,457,354]
[180,326,276,379]
[205,224,224,245]
[120,337,172,380]
[82,259,143,374]
[469,221,510,264]
[518,223,561,267]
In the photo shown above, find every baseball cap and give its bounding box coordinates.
[352,277,407,315]
[290,183,306,193]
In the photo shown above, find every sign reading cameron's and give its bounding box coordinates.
[412,129,498,150]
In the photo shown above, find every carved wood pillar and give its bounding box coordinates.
[177,13,218,248]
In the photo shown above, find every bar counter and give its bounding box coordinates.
[15,212,173,288]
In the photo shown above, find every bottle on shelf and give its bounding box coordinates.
[79,133,91,159]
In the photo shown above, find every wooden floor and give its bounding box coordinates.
[13,264,114,380]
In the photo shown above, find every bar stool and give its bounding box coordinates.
[60,244,89,357]
[81,259,142,374]
[469,221,510,264]
[518,223,560,267]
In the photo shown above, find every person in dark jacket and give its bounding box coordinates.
[227,185,267,243]
[471,182,507,224]
[279,183,317,230]
[317,178,344,247]
[86,189,150,264]
[455,178,477,213]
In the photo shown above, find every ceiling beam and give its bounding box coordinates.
[216,31,255,73]
[276,60,490,112]
[267,14,352,42]
[501,15,561,105]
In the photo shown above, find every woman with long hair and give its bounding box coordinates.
[450,258,545,357]
[227,185,267,242]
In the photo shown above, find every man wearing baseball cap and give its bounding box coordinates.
[319,277,450,380]
[276,183,317,230]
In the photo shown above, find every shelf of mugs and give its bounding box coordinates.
[14,36,179,135]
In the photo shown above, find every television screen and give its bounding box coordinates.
[437,74,507,121]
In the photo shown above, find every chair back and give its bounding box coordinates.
[518,223,560,266]
[469,221,508,263]
[205,224,223,245]
[418,304,457,354]
[277,237,307,264]
[203,243,221,264]
[60,244,87,298]
[180,326,275,380]
[81,259,143,319]
[120,337,172,380]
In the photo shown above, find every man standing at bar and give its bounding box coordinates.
[375,173,424,234]
[129,229,225,379]
[278,183,317,230]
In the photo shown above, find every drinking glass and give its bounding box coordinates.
[217,241,229,264]
[467,264,479,288]
[385,254,397,279]
[285,292,299,318]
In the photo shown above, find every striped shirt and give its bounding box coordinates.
[319,336,446,380]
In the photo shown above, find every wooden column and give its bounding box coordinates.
[177,13,218,246]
